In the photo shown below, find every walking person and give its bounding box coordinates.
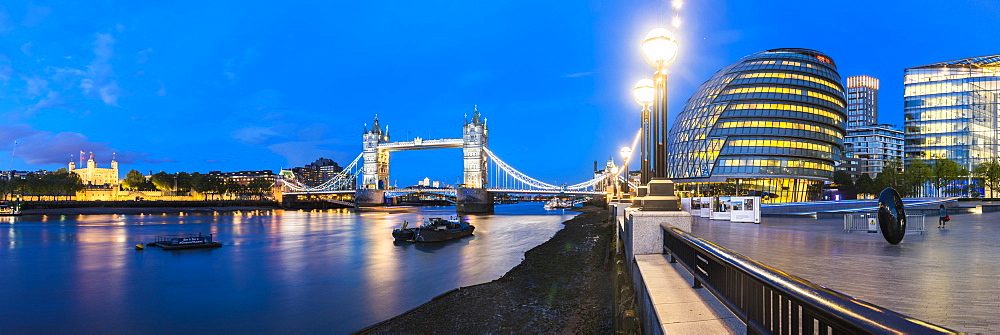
[939,204,948,228]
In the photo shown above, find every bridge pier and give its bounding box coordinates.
[456,187,494,213]
[355,189,386,208]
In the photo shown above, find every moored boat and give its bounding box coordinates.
[394,217,475,243]
[543,197,573,210]
[145,233,222,250]
[0,204,21,216]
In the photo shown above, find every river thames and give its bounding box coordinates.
[0,204,574,333]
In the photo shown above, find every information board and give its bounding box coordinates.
[711,196,732,220]
[730,196,761,223]
[699,197,712,218]
[681,197,692,213]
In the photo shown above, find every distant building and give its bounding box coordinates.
[666,48,847,203]
[841,75,903,178]
[904,55,1000,196]
[208,170,276,185]
[845,75,879,129]
[843,125,904,178]
[289,158,343,187]
[68,153,120,186]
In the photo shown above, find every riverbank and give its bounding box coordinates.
[356,209,613,333]
[19,206,280,215]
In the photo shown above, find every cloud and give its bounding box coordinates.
[231,126,279,145]
[20,42,33,56]
[266,141,343,167]
[565,71,593,78]
[87,32,119,106]
[0,124,167,166]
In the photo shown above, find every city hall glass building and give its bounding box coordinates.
[904,55,1000,196]
[667,48,846,203]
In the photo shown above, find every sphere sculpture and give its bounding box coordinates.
[877,188,906,245]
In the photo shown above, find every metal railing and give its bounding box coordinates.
[662,226,956,334]
[844,213,927,235]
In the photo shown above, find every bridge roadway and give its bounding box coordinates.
[689,207,1000,333]
[282,187,605,196]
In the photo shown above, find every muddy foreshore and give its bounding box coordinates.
[356,209,614,334]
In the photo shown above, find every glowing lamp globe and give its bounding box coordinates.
[620,146,633,159]
[642,28,678,68]
[633,78,655,107]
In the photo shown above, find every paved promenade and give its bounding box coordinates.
[690,211,1000,333]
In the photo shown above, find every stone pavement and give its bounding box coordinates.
[690,211,1000,333]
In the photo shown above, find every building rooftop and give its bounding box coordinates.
[909,54,1000,69]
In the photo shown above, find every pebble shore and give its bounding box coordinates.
[356,209,613,333]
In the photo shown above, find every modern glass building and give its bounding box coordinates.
[904,55,1000,196]
[666,48,846,203]
[846,75,879,129]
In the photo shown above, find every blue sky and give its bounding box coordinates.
[1,0,998,186]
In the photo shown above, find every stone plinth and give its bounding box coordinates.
[626,209,692,260]
[456,187,494,213]
[355,189,385,208]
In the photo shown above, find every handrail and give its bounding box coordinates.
[661,226,957,334]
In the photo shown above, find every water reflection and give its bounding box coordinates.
[0,204,571,333]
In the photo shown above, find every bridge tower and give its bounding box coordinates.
[357,116,390,206]
[462,107,488,188]
[457,107,494,213]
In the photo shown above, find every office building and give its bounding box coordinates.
[904,55,1000,196]
[667,48,847,202]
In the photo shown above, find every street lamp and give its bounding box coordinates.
[620,146,632,202]
[610,166,620,200]
[638,28,680,211]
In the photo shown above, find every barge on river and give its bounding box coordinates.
[145,233,222,250]
[393,217,474,243]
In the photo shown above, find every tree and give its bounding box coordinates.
[175,172,192,191]
[929,159,966,197]
[855,173,877,199]
[973,159,1000,198]
[875,159,904,195]
[832,170,856,200]
[903,160,931,197]
[150,171,175,192]
[247,179,274,200]
[122,170,147,191]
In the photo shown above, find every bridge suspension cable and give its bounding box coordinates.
[483,148,609,193]
[278,153,364,192]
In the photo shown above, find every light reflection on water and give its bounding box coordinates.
[0,204,573,333]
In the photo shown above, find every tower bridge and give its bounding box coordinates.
[278,108,612,213]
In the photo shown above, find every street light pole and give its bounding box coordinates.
[639,28,680,211]
[620,146,632,202]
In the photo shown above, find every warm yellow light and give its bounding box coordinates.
[633,78,655,106]
[620,146,633,159]
[672,17,681,28]
[672,0,682,9]
[611,166,620,174]
[642,28,678,68]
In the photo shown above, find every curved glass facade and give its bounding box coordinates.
[666,48,846,202]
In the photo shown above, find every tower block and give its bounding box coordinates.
[457,107,494,213]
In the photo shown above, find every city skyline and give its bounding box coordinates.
[0,0,998,185]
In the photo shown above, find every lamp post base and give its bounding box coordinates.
[633,185,648,207]
[640,178,680,211]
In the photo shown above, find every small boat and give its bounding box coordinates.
[145,233,222,250]
[0,204,21,216]
[543,197,573,210]
[394,217,475,243]
[392,220,414,241]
